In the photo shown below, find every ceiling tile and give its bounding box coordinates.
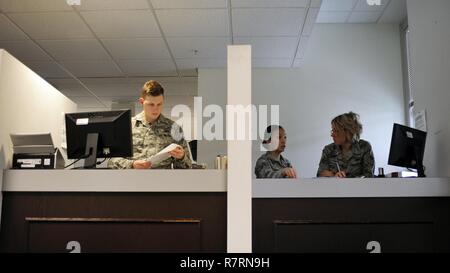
[150,0,227,9]
[231,0,310,8]
[232,8,306,36]
[167,37,229,59]
[354,0,391,11]
[252,58,292,67]
[48,78,91,94]
[77,106,111,112]
[302,8,320,36]
[75,0,150,10]
[176,58,226,76]
[292,58,304,67]
[378,0,406,23]
[81,10,161,38]
[117,59,178,77]
[49,81,94,97]
[156,9,229,37]
[38,39,111,61]
[24,61,70,78]
[0,40,52,61]
[8,12,94,40]
[234,37,298,58]
[60,60,124,77]
[102,38,171,60]
[69,96,106,108]
[294,36,309,59]
[320,0,358,11]
[316,11,350,23]
[0,14,29,41]
[311,0,323,8]
[82,83,142,97]
[0,0,73,12]
[348,11,382,23]
[176,58,227,68]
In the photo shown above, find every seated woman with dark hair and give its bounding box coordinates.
[255,125,297,179]
[317,112,375,178]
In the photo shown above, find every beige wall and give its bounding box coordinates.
[407,0,450,177]
[0,49,77,170]
[198,24,405,177]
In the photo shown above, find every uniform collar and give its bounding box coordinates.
[334,140,362,156]
[135,111,165,126]
[265,152,285,163]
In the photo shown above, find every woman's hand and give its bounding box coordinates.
[283,168,298,178]
[319,170,335,177]
[335,171,347,178]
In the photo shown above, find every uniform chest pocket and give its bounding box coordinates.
[132,128,147,148]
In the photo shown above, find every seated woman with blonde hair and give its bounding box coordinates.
[317,112,375,178]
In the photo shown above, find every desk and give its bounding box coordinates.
[253,178,450,253]
[1,170,227,253]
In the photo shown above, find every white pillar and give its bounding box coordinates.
[227,45,252,253]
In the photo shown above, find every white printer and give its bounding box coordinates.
[10,133,64,169]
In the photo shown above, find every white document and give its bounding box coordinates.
[147,143,180,165]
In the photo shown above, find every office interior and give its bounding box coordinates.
[0,0,450,253]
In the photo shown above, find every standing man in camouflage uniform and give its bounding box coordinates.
[317,112,374,178]
[108,80,191,169]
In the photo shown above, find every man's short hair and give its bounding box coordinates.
[141,80,164,98]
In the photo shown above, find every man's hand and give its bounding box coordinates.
[283,168,297,179]
[169,146,185,160]
[133,160,151,169]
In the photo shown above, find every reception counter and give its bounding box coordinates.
[253,178,450,253]
[0,170,227,253]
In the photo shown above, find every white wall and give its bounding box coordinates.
[0,49,77,170]
[198,24,406,177]
[407,0,450,177]
[198,69,227,168]
[68,78,198,141]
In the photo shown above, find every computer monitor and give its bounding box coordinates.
[188,140,197,162]
[388,123,427,177]
[65,109,132,168]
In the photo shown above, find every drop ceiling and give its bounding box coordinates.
[0,0,407,108]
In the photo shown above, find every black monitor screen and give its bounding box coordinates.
[388,123,427,177]
[65,109,132,168]
[189,140,197,162]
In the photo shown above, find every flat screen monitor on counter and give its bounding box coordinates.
[65,109,132,169]
[388,123,427,177]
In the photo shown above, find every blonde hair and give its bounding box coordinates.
[332,112,363,142]
[141,80,164,98]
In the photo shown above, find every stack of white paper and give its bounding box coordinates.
[147,143,180,165]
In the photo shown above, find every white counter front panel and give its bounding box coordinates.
[3,170,226,192]
[253,178,450,198]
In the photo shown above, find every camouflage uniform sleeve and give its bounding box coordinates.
[172,125,192,169]
[361,141,375,177]
[317,146,331,177]
[107,157,134,169]
[172,138,192,169]
[107,118,136,169]
[254,157,285,179]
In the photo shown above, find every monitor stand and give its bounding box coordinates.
[415,146,426,178]
[84,133,98,169]
[417,164,426,178]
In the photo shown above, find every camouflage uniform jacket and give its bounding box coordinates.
[255,152,293,178]
[316,139,375,178]
[108,112,192,169]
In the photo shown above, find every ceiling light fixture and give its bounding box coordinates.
[66,0,81,6]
